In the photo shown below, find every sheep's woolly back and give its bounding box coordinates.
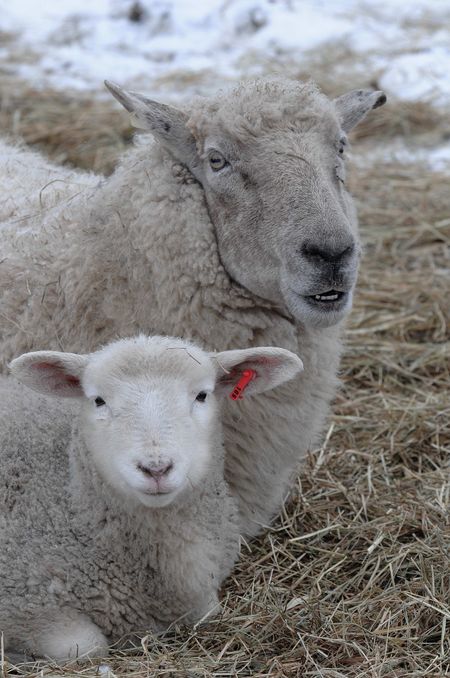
[0,140,98,224]
[187,79,336,145]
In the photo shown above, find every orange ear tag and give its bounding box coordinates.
[229,369,256,400]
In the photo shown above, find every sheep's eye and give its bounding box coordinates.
[195,392,207,403]
[208,152,227,172]
[94,397,106,407]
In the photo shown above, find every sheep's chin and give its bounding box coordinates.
[281,283,354,328]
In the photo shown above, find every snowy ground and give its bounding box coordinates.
[1,0,450,170]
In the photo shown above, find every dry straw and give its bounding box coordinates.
[0,82,448,677]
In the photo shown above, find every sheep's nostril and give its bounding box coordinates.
[138,462,173,479]
[301,241,354,264]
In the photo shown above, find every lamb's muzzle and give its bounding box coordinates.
[137,460,174,495]
[138,461,173,478]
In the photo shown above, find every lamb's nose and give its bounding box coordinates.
[138,461,173,479]
[302,241,354,264]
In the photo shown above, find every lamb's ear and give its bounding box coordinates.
[334,89,386,133]
[212,347,303,398]
[105,80,203,181]
[9,351,89,398]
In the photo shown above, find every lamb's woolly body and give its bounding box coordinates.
[0,377,238,653]
[0,80,355,536]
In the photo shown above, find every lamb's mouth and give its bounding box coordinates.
[305,289,347,307]
[142,487,172,496]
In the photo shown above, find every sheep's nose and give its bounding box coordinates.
[138,461,173,479]
[301,241,354,264]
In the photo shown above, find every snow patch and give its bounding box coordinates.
[1,0,450,108]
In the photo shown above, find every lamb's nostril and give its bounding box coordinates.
[138,462,173,479]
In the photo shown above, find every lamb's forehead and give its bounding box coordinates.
[188,79,339,145]
[84,336,212,389]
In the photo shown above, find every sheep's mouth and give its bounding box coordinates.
[305,289,346,306]
[282,278,354,327]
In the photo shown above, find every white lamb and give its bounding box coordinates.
[0,77,386,537]
[0,335,302,662]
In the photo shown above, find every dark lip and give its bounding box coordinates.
[303,289,349,310]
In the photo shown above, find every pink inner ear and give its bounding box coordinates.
[251,356,280,366]
[32,362,81,389]
[32,361,61,371]
[64,375,81,386]
[218,357,280,388]
[233,356,280,377]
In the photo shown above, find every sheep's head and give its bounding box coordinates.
[10,336,302,509]
[107,79,386,328]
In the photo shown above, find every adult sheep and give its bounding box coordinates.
[0,78,386,537]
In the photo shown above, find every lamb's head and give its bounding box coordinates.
[10,336,302,509]
[105,79,386,328]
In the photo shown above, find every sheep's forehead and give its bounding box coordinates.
[84,337,213,394]
[189,79,340,147]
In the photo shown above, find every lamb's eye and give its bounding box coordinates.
[208,152,227,171]
[94,397,106,407]
[195,392,207,403]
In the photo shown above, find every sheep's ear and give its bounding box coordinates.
[105,80,203,181]
[334,89,386,133]
[212,347,303,398]
[9,351,89,398]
